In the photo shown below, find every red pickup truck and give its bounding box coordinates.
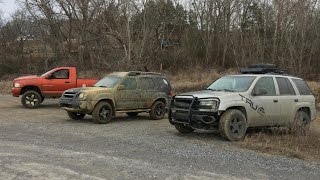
[12,67,98,108]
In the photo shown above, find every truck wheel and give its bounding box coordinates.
[219,109,247,141]
[291,111,310,135]
[150,101,166,120]
[92,102,113,124]
[21,90,42,109]
[175,124,194,134]
[127,112,139,117]
[67,111,85,120]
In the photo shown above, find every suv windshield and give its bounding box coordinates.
[94,76,121,88]
[207,76,256,92]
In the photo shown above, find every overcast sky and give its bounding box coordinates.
[0,0,18,19]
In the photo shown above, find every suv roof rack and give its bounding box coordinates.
[240,64,286,75]
[128,71,163,76]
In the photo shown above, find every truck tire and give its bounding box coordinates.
[219,109,247,141]
[291,111,310,135]
[21,90,42,109]
[92,101,113,124]
[67,111,85,120]
[149,101,166,120]
[175,124,194,134]
[127,112,139,117]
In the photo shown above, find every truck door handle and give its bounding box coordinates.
[65,81,70,84]
[273,100,278,103]
[294,99,299,102]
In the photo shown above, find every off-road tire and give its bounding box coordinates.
[21,90,42,109]
[219,109,247,141]
[175,124,194,134]
[92,102,113,124]
[67,111,85,120]
[127,112,139,117]
[291,111,310,135]
[150,101,166,120]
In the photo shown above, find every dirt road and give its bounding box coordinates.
[0,95,319,180]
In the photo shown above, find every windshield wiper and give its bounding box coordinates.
[206,88,235,92]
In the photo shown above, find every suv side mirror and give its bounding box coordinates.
[118,85,125,90]
[45,74,54,79]
[252,88,268,96]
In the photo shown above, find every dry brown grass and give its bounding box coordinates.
[239,115,320,161]
[0,81,12,94]
[308,81,320,104]
[167,69,237,93]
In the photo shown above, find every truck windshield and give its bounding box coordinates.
[94,76,121,88]
[207,76,256,92]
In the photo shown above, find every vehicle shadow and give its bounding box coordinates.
[66,114,154,124]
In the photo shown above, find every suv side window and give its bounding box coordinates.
[52,69,69,79]
[292,79,312,95]
[139,77,155,90]
[154,77,171,93]
[121,77,137,90]
[253,77,276,96]
[276,77,296,95]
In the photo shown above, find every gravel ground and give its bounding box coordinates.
[0,95,319,180]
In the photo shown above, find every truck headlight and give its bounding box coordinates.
[78,92,87,100]
[198,99,219,112]
[14,83,21,88]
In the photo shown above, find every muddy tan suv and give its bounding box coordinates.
[60,71,172,123]
[169,65,317,141]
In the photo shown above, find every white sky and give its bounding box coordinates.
[0,0,18,19]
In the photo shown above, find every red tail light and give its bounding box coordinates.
[169,89,175,96]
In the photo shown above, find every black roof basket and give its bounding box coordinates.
[240,64,286,75]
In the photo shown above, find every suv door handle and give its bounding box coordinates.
[294,99,299,102]
[65,82,70,84]
[273,100,278,103]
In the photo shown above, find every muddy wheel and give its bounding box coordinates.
[291,111,310,135]
[21,90,42,109]
[150,101,166,120]
[175,124,194,134]
[219,109,247,141]
[67,111,85,120]
[127,112,139,117]
[92,102,113,124]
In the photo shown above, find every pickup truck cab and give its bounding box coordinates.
[12,67,98,109]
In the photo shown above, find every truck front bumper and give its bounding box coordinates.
[168,96,220,129]
[11,87,21,97]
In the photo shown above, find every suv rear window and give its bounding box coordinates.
[139,77,156,90]
[276,77,296,95]
[154,77,171,94]
[292,79,312,95]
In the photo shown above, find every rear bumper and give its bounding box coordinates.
[11,88,21,97]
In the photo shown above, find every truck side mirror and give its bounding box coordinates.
[118,85,125,90]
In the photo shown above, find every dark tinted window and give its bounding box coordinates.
[121,78,137,90]
[276,77,296,95]
[154,77,171,94]
[253,77,276,96]
[292,79,312,95]
[52,69,69,79]
[139,77,155,90]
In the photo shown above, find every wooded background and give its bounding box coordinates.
[0,0,319,78]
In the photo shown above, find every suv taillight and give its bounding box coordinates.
[169,89,175,96]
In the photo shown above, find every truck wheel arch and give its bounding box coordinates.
[225,106,248,120]
[21,86,42,96]
[95,99,116,116]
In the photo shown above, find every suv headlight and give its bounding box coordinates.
[78,92,88,100]
[14,83,21,88]
[197,99,219,112]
